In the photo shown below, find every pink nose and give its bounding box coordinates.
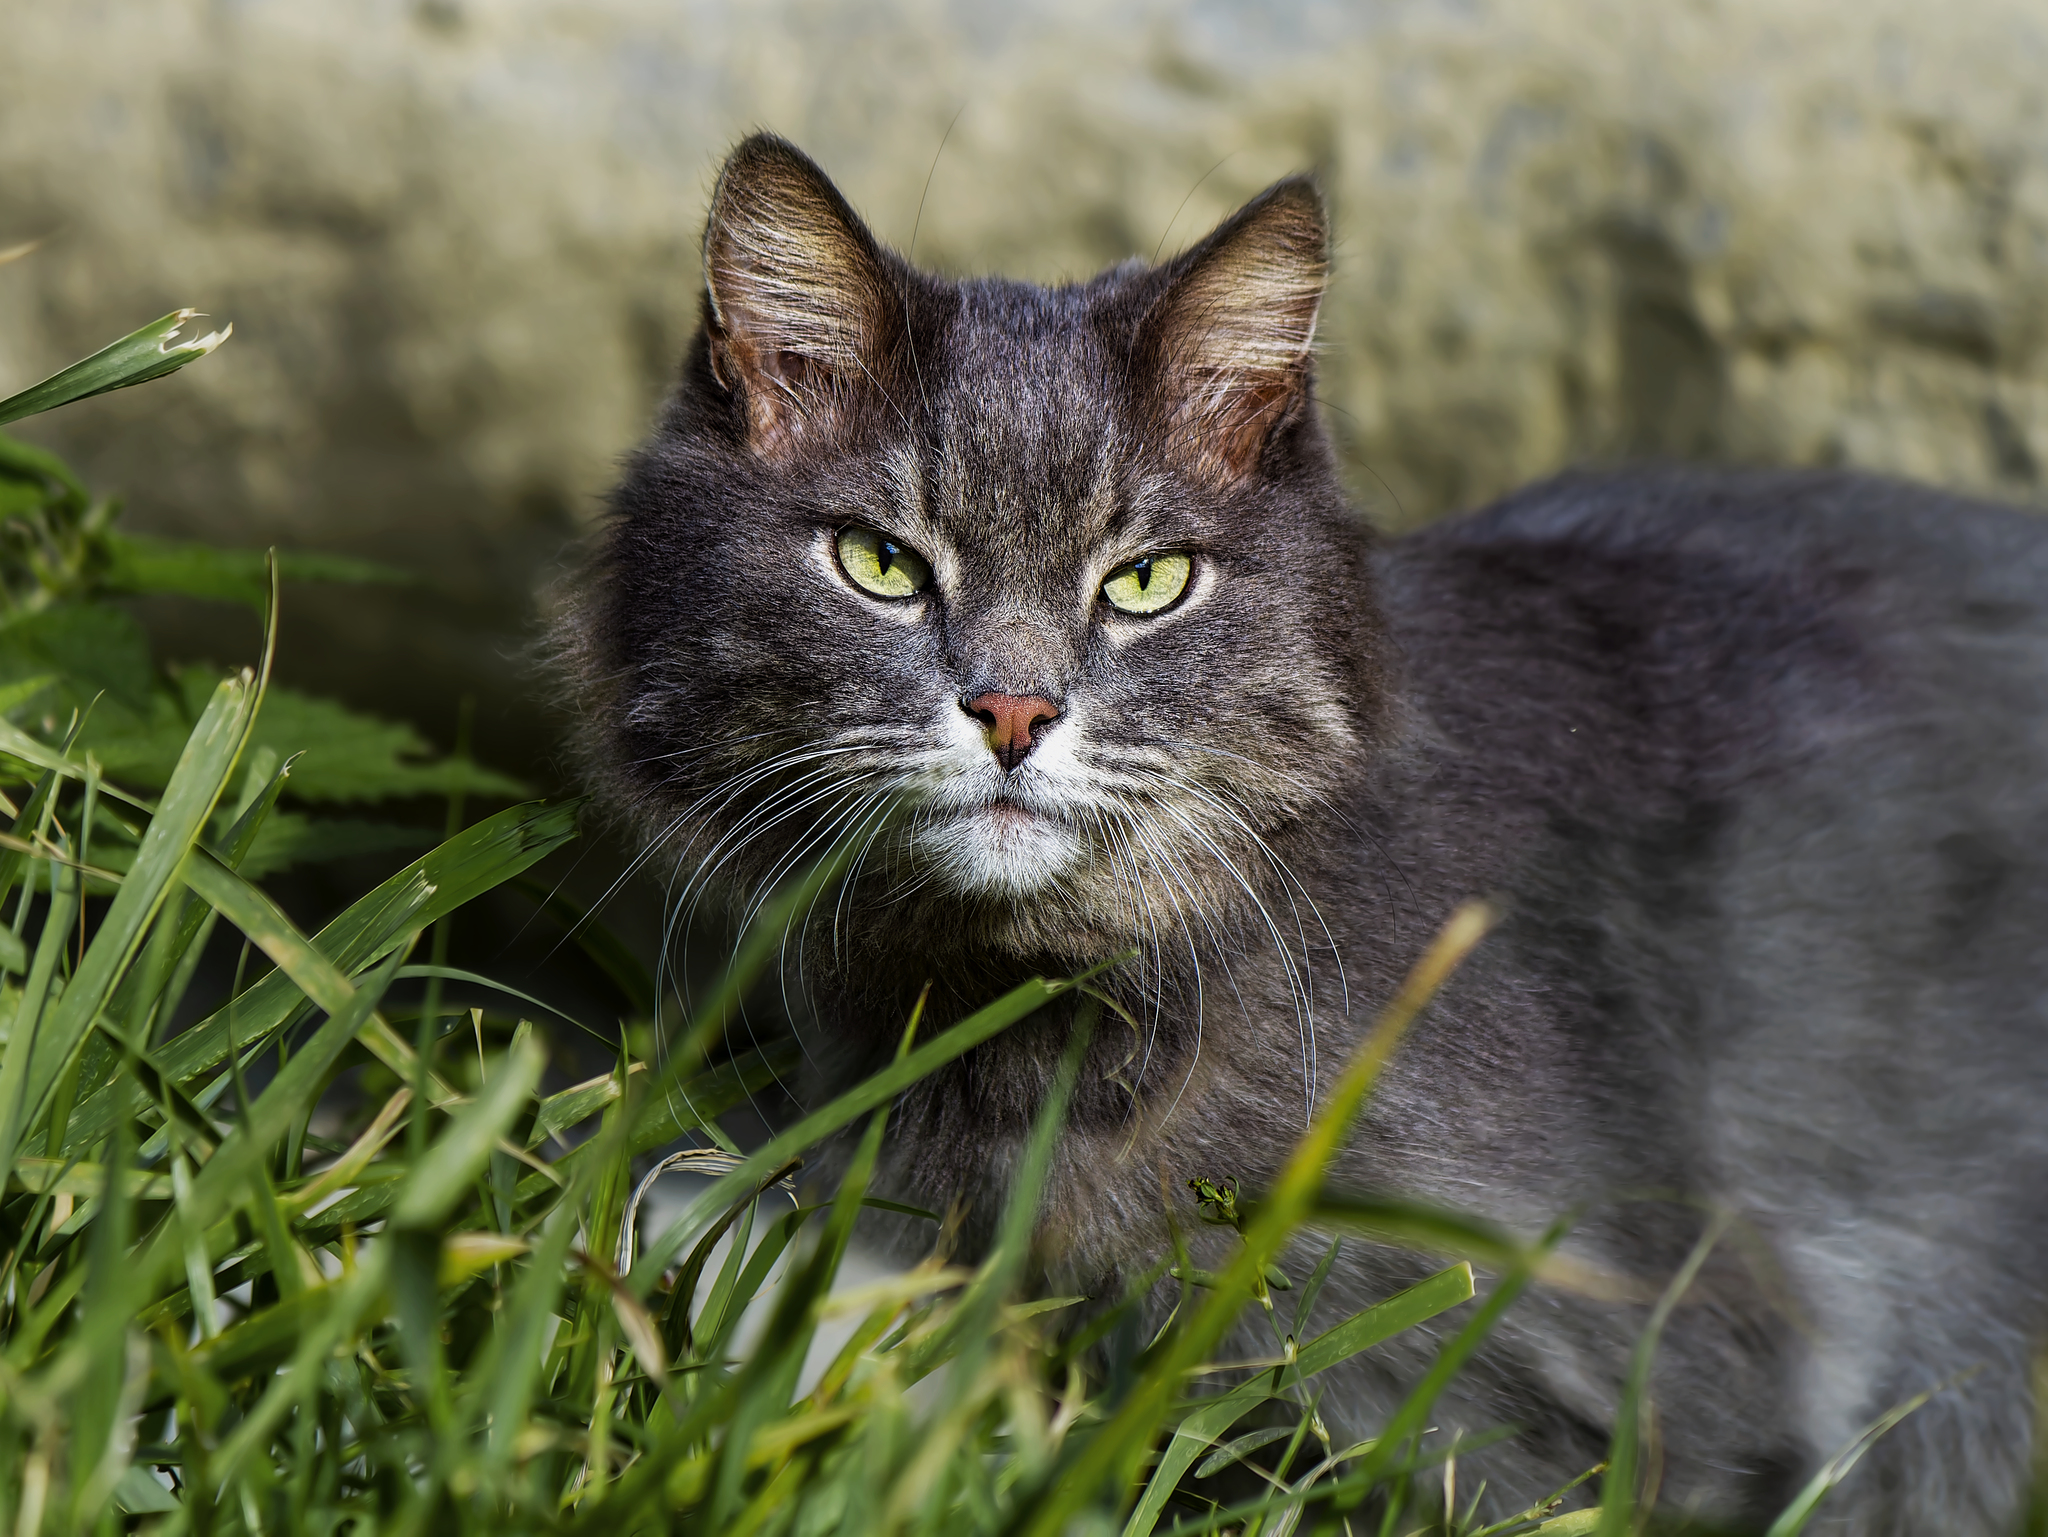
[964,692,1061,771]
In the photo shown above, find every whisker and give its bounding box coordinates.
[1147,796,1318,1116]
[1157,779,1342,1111]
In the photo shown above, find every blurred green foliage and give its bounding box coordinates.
[0,357,524,880]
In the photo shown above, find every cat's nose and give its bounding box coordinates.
[962,692,1061,772]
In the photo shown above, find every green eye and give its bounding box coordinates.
[1102,552,1192,615]
[836,526,932,599]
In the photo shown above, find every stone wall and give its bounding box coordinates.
[2,0,2044,772]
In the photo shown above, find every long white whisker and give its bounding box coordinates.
[1149,796,1318,1120]
[1158,778,1348,1111]
[1088,805,1167,1107]
[1127,816,1245,1133]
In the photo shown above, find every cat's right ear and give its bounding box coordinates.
[700,134,896,455]
[1137,177,1329,485]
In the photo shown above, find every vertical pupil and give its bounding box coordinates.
[1133,556,1152,591]
[877,539,897,577]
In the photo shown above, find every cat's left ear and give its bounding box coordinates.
[1137,178,1328,484]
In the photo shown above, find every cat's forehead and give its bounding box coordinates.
[920,276,1130,551]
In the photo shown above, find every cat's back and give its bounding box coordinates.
[1375,466,2048,819]
[1402,463,2048,587]
[1371,467,2048,1086]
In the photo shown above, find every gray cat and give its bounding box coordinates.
[555,133,2048,1531]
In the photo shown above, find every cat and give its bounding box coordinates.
[554,132,2048,1532]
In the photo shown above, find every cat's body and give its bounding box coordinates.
[560,135,2048,1530]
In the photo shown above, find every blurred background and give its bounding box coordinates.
[1,0,2044,785]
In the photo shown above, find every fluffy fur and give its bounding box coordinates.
[554,133,2048,1530]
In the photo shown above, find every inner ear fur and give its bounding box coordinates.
[1137,178,1329,485]
[702,133,898,454]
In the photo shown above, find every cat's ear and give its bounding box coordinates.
[1138,177,1328,484]
[701,134,896,454]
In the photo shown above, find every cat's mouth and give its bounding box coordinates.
[955,795,1071,847]
[921,794,1082,895]
[977,798,1047,830]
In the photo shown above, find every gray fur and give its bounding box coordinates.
[554,134,2048,1530]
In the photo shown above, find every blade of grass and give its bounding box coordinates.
[1122,1263,1477,1537]
[1310,1192,1638,1301]
[706,1009,929,1528]
[1596,1212,1732,1534]
[179,847,459,1105]
[169,1149,221,1341]
[0,852,80,1180]
[1762,1382,1943,1537]
[0,763,68,913]
[893,1005,1094,1531]
[207,1245,391,1489]
[390,1036,544,1232]
[475,1186,591,1473]
[695,1201,814,1371]
[19,674,255,1137]
[138,800,577,1092]
[65,1111,142,1530]
[114,747,292,1049]
[665,1160,804,1362]
[394,964,593,1037]
[598,1042,801,1166]
[531,1061,650,1146]
[135,943,412,1293]
[0,310,231,427]
[1332,1224,1568,1507]
[594,1009,942,1531]
[685,1193,762,1364]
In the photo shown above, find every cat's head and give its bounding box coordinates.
[561,133,1389,972]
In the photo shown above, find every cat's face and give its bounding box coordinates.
[571,135,1389,966]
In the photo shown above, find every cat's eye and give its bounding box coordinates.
[1101,552,1192,615]
[836,526,932,599]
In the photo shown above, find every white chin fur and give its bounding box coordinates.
[922,803,1081,895]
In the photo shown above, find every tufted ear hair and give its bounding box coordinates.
[1137,177,1329,485]
[701,133,897,454]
